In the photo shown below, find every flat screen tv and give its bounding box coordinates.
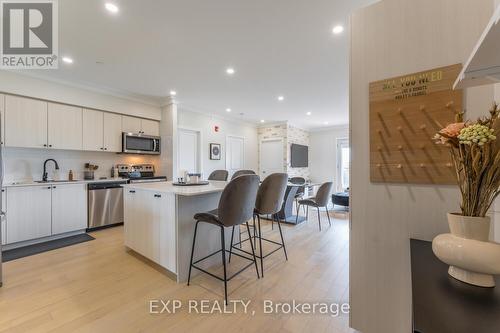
[291,144,308,167]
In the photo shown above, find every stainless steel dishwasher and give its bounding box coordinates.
[88,181,127,230]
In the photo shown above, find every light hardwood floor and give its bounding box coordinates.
[0,211,353,333]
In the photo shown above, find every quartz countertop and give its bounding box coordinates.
[2,178,128,188]
[123,181,226,196]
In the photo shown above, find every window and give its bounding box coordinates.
[337,138,350,191]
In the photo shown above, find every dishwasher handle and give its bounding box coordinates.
[88,182,125,190]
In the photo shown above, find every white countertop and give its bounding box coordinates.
[2,178,128,188]
[123,181,227,196]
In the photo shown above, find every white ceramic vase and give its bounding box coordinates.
[432,213,500,287]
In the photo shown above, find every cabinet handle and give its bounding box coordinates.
[129,190,136,193]
[104,147,108,150]
[154,194,161,198]
[52,186,57,189]
[48,144,53,148]
[43,144,47,147]
[46,186,51,189]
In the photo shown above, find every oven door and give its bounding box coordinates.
[122,133,160,155]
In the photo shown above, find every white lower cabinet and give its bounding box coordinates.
[6,186,52,244]
[1,189,6,245]
[52,184,87,234]
[124,189,176,273]
[5,184,87,245]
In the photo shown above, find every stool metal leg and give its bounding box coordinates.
[187,220,200,286]
[257,214,264,277]
[276,215,288,261]
[317,207,321,231]
[326,207,331,226]
[246,222,260,278]
[220,226,228,305]
[306,205,309,220]
[295,204,300,224]
[253,215,257,249]
[229,226,235,263]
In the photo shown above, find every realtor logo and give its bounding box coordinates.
[1,0,58,68]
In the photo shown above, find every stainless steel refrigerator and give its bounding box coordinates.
[0,117,4,287]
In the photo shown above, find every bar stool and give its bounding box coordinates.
[208,170,229,181]
[296,182,333,231]
[187,174,260,305]
[229,173,288,277]
[289,176,306,216]
[231,169,256,180]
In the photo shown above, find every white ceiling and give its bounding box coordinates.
[22,0,376,129]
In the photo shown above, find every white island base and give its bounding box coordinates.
[123,181,237,283]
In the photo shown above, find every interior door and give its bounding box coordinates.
[260,139,284,179]
[178,129,200,175]
[226,136,245,178]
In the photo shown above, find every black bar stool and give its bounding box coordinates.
[230,173,288,277]
[187,174,260,305]
[208,170,228,181]
[296,182,333,231]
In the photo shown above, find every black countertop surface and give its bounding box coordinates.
[411,239,500,333]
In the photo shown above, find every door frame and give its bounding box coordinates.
[226,135,245,176]
[336,137,349,192]
[177,127,203,175]
[259,137,284,178]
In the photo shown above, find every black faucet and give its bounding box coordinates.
[42,159,60,182]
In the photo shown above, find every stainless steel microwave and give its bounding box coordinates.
[122,133,161,155]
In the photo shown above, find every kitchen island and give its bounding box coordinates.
[122,181,233,282]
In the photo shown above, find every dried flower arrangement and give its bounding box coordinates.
[434,104,500,217]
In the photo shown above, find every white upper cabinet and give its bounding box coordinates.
[2,94,158,152]
[51,183,87,234]
[5,95,48,149]
[122,115,159,136]
[103,112,122,152]
[0,94,4,145]
[82,109,104,151]
[48,103,83,150]
[141,119,160,136]
[122,116,142,133]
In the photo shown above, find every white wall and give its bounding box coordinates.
[177,109,258,178]
[309,125,348,187]
[0,71,161,120]
[350,1,494,332]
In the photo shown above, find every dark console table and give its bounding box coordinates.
[411,239,500,333]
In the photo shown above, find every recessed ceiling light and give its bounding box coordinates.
[277,96,285,101]
[226,67,235,75]
[169,90,177,96]
[332,25,344,34]
[226,108,232,112]
[260,119,265,123]
[62,57,73,64]
[324,121,329,125]
[306,111,312,116]
[105,3,119,13]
